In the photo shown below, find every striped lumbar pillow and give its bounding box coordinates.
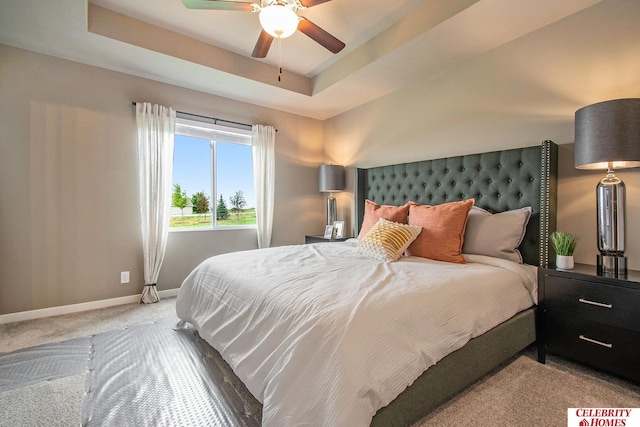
[356,218,422,262]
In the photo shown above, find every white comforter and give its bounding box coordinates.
[176,240,536,427]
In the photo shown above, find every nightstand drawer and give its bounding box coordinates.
[545,313,640,382]
[544,275,640,332]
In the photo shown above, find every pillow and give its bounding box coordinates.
[356,218,422,262]
[358,200,410,238]
[462,206,532,263]
[405,199,474,263]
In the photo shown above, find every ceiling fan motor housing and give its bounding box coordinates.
[260,0,306,10]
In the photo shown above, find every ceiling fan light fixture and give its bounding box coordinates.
[259,4,299,38]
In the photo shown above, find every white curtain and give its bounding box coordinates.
[136,103,176,304]
[252,125,276,249]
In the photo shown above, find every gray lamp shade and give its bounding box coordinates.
[574,98,640,170]
[319,164,345,192]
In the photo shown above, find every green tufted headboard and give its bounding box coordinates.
[355,141,558,267]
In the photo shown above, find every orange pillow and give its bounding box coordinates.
[358,200,410,238]
[406,199,474,263]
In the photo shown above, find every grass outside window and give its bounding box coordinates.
[170,208,256,228]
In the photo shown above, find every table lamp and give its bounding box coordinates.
[319,164,345,226]
[574,98,640,276]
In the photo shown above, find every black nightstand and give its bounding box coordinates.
[538,264,640,382]
[305,235,350,244]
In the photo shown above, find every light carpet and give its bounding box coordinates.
[1,298,639,426]
[0,297,177,354]
[417,353,640,426]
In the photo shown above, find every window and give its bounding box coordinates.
[170,117,256,230]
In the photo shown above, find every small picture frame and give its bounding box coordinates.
[333,221,345,238]
[323,225,335,239]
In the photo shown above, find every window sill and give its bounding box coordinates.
[169,225,257,233]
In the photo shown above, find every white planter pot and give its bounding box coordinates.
[556,255,574,270]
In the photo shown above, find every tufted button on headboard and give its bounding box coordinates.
[355,141,558,266]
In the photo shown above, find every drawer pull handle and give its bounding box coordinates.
[579,335,613,349]
[578,298,612,309]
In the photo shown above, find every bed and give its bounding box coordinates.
[175,141,558,426]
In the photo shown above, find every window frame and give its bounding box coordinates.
[170,117,256,232]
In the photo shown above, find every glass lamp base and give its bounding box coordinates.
[326,195,337,226]
[597,254,627,278]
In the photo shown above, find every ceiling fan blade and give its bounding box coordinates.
[298,17,345,54]
[181,0,256,12]
[252,30,274,58]
[300,0,332,7]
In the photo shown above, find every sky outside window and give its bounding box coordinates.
[216,140,255,208]
[172,134,255,209]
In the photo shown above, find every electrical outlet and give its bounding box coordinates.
[120,271,130,284]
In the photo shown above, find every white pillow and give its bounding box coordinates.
[356,218,422,262]
[462,206,532,263]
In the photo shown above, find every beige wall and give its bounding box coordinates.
[2,0,640,315]
[0,44,325,315]
[324,0,640,269]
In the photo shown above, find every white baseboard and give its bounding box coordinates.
[0,288,180,325]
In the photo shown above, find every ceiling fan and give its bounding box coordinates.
[181,0,346,58]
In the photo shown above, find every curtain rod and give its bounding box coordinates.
[131,102,268,131]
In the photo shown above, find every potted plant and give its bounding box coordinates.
[550,231,580,270]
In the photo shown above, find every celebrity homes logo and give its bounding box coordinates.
[568,408,640,426]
